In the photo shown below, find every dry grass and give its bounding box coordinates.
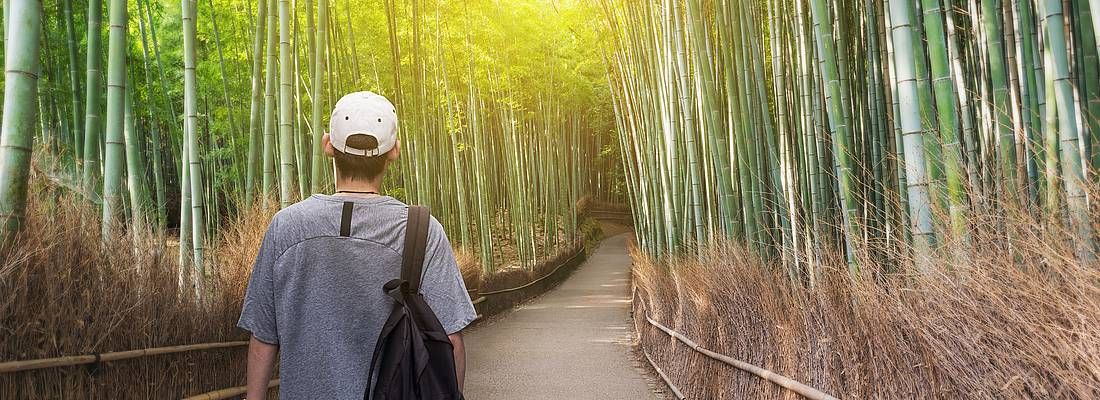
[633,196,1100,399]
[0,189,260,399]
[479,242,586,294]
[455,249,483,293]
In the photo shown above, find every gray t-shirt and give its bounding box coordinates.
[237,194,477,399]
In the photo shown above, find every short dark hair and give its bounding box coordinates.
[334,135,388,180]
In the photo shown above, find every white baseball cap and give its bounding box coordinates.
[329,91,398,157]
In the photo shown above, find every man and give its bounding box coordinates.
[238,91,478,399]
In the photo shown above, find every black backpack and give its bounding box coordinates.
[364,205,464,400]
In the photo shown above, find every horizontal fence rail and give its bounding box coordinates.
[642,348,686,400]
[182,378,280,400]
[0,341,248,374]
[477,247,585,296]
[587,209,633,223]
[636,293,838,400]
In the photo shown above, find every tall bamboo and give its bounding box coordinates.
[246,0,267,204]
[310,0,328,194]
[123,83,147,234]
[262,0,277,201]
[809,0,860,269]
[889,0,935,271]
[135,0,166,228]
[599,0,1099,272]
[182,0,206,284]
[82,0,104,198]
[0,0,41,246]
[62,0,83,160]
[982,0,1019,198]
[921,0,967,232]
[277,0,296,208]
[101,0,127,236]
[1038,0,1093,260]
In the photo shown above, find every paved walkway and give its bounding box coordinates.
[463,234,663,400]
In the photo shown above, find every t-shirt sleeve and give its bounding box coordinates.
[237,218,280,344]
[419,217,478,335]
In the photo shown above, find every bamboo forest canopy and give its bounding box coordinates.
[0,0,621,282]
[600,0,1100,278]
[5,0,1100,283]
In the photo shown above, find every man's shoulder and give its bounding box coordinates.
[271,196,329,223]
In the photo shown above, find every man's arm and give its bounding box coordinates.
[246,336,279,399]
[449,332,466,391]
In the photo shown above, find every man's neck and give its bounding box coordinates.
[334,177,383,197]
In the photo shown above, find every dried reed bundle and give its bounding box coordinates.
[0,190,263,398]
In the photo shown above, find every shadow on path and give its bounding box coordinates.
[463,234,663,400]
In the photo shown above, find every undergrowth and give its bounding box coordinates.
[0,185,251,399]
[632,194,1100,399]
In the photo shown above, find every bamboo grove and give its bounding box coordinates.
[0,0,620,288]
[600,0,1100,279]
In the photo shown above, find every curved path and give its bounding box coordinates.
[462,233,663,399]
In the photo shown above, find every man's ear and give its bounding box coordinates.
[387,140,401,162]
[322,134,335,157]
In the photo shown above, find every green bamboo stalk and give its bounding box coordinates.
[179,125,192,280]
[810,0,860,269]
[101,0,127,236]
[890,0,936,271]
[1014,0,1042,205]
[981,0,1019,199]
[680,0,709,246]
[62,0,84,163]
[123,82,147,234]
[277,0,296,208]
[292,0,308,198]
[135,0,165,229]
[922,0,967,233]
[246,0,267,204]
[0,0,41,246]
[182,0,206,285]
[310,0,328,194]
[1042,56,1059,211]
[1038,0,1093,260]
[82,0,104,199]
[262,0,277,201]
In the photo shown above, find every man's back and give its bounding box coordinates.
[238,194,477,399]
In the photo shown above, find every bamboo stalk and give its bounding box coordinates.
[81,0,104,199]
[100,0,127,235]
[0,0,41,246]
[277,0,296,208]
[182,0,206,286]
[0,341,248,374]
[245,0,268,205]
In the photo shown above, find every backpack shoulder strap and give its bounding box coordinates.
[339,202,355,237]
[401,205,431,293]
